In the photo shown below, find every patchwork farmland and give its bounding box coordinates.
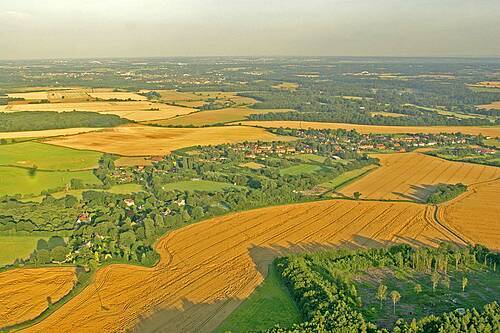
[1,57,499,333]
[10,200,461,333]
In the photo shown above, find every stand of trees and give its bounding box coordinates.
[241,90,497,126]
[427,183,467,204]
[0,111,129,132]
[265,244,499,333]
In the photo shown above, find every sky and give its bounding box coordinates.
[0,0,499,59]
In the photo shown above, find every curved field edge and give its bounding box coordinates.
[3,164,494,331]
[1,197,318,332]
[436,178,500,251]
[13,199,467,333]
[213,262,301,333]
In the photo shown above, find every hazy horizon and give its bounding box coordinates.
[1,0,499,60]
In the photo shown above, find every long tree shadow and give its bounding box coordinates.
[393,183,440,202]
[132,236,464,333]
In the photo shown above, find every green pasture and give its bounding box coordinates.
[0,166,101,197]
[321,164,377,190]
[0,235,48,267]
[0,141,102,170]
[22,183,144,202]
[161,180,242,192]
[215,264,301,333]
[280,163,322,176]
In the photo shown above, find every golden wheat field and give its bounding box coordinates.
[15,199,461,333]
[147,108,293,126]
[0,127,103,139]
[236,121,500,137]
[339,152,500,202]
[46,124,292,156]
[478,101,500,110]
[0,267,76,329]
[0,101,195,121]
[272,82,299,90]
[87,92,147,101]
[438,179,500,250]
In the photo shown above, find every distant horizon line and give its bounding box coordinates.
[1,54,500,62]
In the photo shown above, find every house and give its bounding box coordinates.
[124,198,135,207]
[77,213,91,224]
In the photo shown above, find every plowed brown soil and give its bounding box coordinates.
[438,179,500,250]
[339,152,500,202]
[0,267,76,329]
[18,200,461,333]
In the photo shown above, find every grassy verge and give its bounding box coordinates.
[214,262,301,333]
[321,164,378,191]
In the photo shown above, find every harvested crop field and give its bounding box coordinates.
[0,127,102,139]
[438,179,500,250]
[477,101,500,110]
[0,267,76,329]
[46,124,292,156]
[339,152,500,202]
[87,92,146,101]
[17,200,462,333]
[0,102,195,121]
[147,108,293,126]
[236,121,500,137]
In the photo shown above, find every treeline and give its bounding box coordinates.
[0,111,129,132]
[265,244,499,333]
[241,90,496,126]
[427,183,467,204]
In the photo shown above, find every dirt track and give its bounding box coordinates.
[18,200,463,333]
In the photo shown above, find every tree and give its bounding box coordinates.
[414,283,422,295]
[431,271,440,292]
[119,231,137,249]
[443,275,451,289]
[462,276,468,292]
[48,236,66,250]
[376,284,388,309]
[51,246,69,262]
[36,239,49,251]
[353,191,362,200]
[391,290,401,315]
[35,249,51,265]
[28,165,38,177]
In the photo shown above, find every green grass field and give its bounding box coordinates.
[0,141,102,170]
[321,164,377,190]
[161,180,242,192]
[0,235,48,267]
[293,153,327,164]
[280,163,322,176]
[22,183,144,202]
[356,268,500,328]
[484,138,500,148]
[0,166,101,197]
[215,264,301,333]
